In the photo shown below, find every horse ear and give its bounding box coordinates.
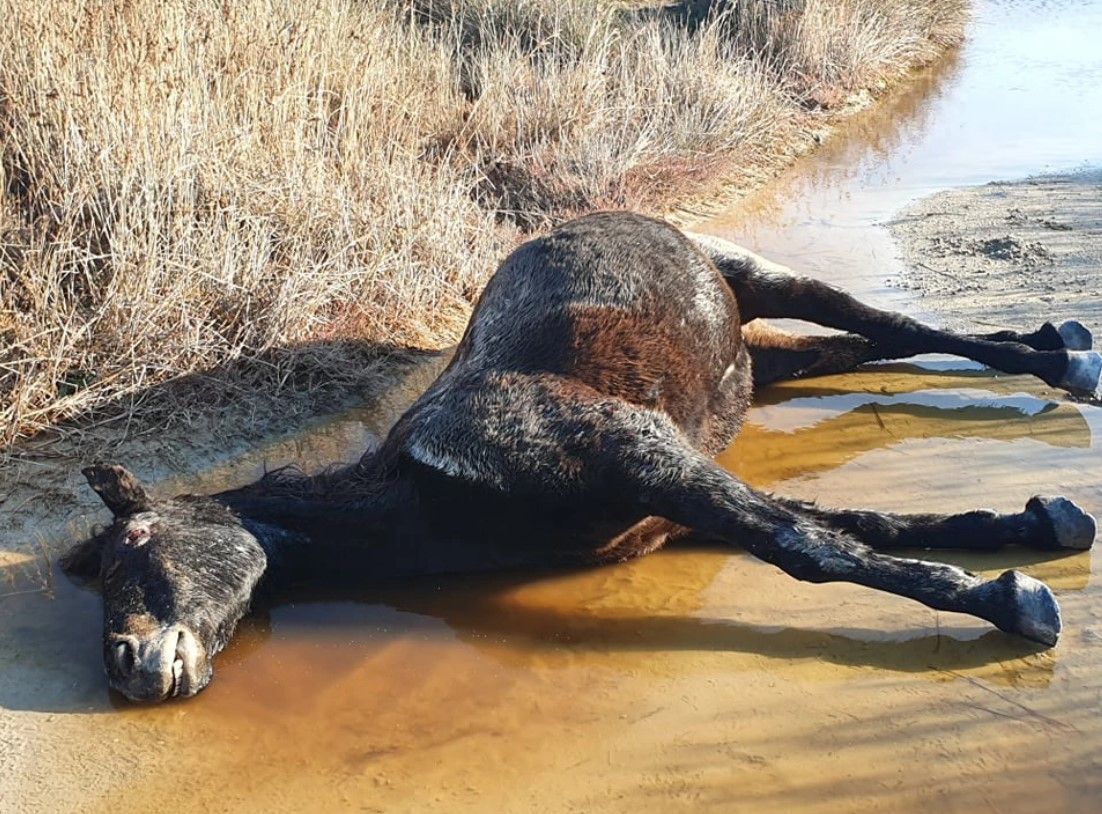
[82,464,151,517]
[59,533,105,581]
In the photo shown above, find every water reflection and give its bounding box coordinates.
[725,369,1093,488]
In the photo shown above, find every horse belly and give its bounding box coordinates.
[560,298,739,432]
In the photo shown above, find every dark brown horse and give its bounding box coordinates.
[61,212,1098,702]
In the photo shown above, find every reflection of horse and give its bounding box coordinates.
[58,213,1098,702]
[723,365,1093,487]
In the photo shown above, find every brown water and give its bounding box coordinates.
[4,1,1102,811]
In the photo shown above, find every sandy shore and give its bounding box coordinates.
[889,170,1102,333]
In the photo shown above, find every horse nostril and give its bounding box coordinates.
[113,637,138,676]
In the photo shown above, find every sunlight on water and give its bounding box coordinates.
[3,2,1102,811]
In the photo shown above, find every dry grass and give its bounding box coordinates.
[0,0,966,446]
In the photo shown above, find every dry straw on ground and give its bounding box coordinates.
[0,0,966,446]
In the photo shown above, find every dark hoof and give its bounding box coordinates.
[1058,320,1093,351]
[1058,351,1102,398]
[996,570,1061,647]
[1028,495,1097,550]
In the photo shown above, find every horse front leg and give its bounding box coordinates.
[773,495,1096,552]
[614,431,1064,645]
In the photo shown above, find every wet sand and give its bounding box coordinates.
[889,170,1102,335]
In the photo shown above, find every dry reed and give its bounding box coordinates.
[0,0,966,446]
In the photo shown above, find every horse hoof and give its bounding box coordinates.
[996,570,1061,647]
[1059,351,1102,398]
[1027,495,1097,549]
[1058,320,1093,351]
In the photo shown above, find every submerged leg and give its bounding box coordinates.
[692,234,1100,397]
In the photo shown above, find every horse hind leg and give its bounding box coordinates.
[693,233,1100,397]
[742,319,1096,388]
[981,320,1093,352]
[741,320,879,387]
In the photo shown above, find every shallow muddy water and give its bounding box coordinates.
[4,1,1102,812]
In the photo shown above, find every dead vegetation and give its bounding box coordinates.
[0,0,966,446]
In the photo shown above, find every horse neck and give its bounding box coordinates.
[214,458,427,585]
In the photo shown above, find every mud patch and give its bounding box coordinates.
[927,234,1053,266]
